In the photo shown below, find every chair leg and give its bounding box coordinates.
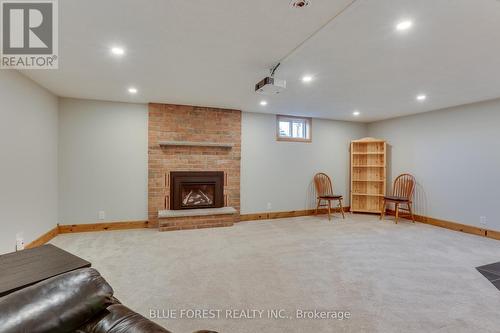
[327,200,331,221]
[316,199,321,215]
[408,202,415,223]
[395,203,399,224]
[339,198,345,219]
[380,199,386,220]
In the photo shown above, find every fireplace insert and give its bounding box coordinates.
[170,171,224,210]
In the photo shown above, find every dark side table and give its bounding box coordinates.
[0,244,91,297]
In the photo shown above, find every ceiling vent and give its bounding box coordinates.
[290,0,311,8]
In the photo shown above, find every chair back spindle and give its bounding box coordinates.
[393,174,415,201]
[314,173,333,197]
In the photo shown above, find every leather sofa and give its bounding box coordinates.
[0,268,216,333]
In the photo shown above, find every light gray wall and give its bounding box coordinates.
[3,75,496,252]
[368,98,500,231]
[0,70,58,254]
[58,103,367,220]
[58,98,148,224]
[241,112,367,214]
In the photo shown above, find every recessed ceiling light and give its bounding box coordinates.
[128,87,138,94]
[353,111,361,116]
[260,100,268,106]
[416,94,427,101]
[111,47,125,56]
[290,0,311,9]
[302,75,313,83]
[396,20,413,31]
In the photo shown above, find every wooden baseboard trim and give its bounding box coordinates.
[58,220,149,234]
[25,226,59,249]
[25,209,500,249]
[385,210,499,241]
[486,229,500,241]
[25,220,150,249]
[240,207,350,222]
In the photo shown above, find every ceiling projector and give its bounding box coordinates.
[255,77,286,95]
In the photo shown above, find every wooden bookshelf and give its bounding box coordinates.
[350,138,387,213]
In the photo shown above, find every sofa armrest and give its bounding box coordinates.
[0,268,114,333]
[80,304,172,333]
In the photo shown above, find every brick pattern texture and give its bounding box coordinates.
[159,215,236,232]
[148,103,241,229]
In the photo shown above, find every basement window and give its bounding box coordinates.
[276,115,312,142]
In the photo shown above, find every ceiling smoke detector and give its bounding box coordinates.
[290,0,310,9]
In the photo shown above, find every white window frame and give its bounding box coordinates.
[276,115,312,142]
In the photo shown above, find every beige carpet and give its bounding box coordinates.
[51,214,500,333]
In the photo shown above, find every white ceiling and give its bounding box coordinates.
[22,0,500,122]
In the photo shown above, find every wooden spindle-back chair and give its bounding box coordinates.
[313,173,345,221]
[380,173,415,223]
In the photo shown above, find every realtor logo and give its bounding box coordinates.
[1,0,58,69]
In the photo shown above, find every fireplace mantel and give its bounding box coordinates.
[159,141,234,148]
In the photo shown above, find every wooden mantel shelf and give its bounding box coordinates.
[159,141,234,148]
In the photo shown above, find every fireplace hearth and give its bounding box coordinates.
[170,171,224,210]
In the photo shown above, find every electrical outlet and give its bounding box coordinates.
[98,211,106,220]
[480,216,487,226]
[16,235,24,251]
[267,202,272,210]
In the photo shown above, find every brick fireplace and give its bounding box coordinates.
[148,103,241,230]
